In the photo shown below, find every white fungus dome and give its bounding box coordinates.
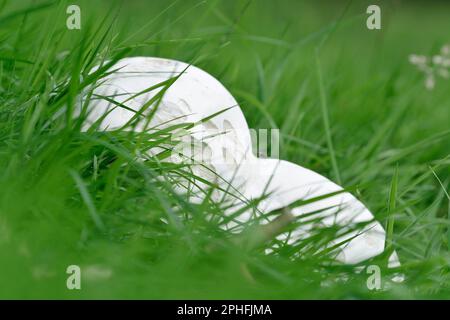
[80,56,400,267]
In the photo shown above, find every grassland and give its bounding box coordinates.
[0,0,449,299]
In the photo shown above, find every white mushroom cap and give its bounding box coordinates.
[83,57,254,199]
[82,57,400,267]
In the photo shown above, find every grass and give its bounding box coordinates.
[0,0,449,299]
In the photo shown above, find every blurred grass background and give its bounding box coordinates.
[0,0,449,299]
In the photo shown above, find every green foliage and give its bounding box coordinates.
[0,0,449,299]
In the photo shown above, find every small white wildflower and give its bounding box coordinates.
[409,54,427,65]
[425,75,435,90]
[433,55,444,65]
[409,43,450,90]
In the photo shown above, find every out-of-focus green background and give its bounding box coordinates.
[0,0,449,299]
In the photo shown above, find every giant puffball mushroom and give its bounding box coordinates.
[81,57,400,267]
